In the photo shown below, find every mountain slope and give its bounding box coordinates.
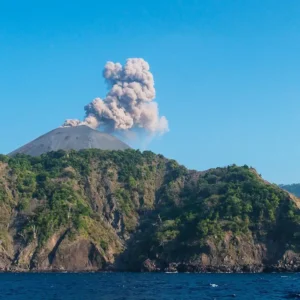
[279,184,300,197]
[0,150,299,272]
[9,126,130,157]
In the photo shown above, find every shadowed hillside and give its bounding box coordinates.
[279,184,300,198]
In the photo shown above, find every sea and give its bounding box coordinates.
[0,272,299,299]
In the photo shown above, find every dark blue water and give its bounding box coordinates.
[0,273,299,299]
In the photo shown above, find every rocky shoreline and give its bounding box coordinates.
[140,259,300,273]
[1,262,300,273]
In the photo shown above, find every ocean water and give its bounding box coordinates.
[0,272,299,299]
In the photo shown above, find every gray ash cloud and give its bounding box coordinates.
[63,58,169,136]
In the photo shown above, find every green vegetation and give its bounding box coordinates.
[154,165,298,246]
[0,149,299,271]
[0,149,168,251]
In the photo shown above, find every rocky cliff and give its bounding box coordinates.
[0,149,299,272]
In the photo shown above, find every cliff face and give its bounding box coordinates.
[0,149,300,273]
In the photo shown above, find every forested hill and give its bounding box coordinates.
[0,149,300,272]
[279,184,300,197]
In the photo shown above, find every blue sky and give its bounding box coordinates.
[1,0,300,184]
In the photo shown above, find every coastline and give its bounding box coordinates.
[1,264,299,274]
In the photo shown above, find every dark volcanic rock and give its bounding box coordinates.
[141,259,159,272]
[9,125,130,157]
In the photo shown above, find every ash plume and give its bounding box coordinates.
[63,58,169,136]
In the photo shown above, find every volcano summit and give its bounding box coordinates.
[9,125,130,157]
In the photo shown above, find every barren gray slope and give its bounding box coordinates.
[9,125,130,157]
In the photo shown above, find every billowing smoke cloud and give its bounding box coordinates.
[63,58,169,136]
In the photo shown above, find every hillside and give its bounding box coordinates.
[0,149,299,272]
[279,184,300,197]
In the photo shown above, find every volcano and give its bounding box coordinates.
[9,125,130,157]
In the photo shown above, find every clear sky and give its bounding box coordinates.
[1,0,300,184]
